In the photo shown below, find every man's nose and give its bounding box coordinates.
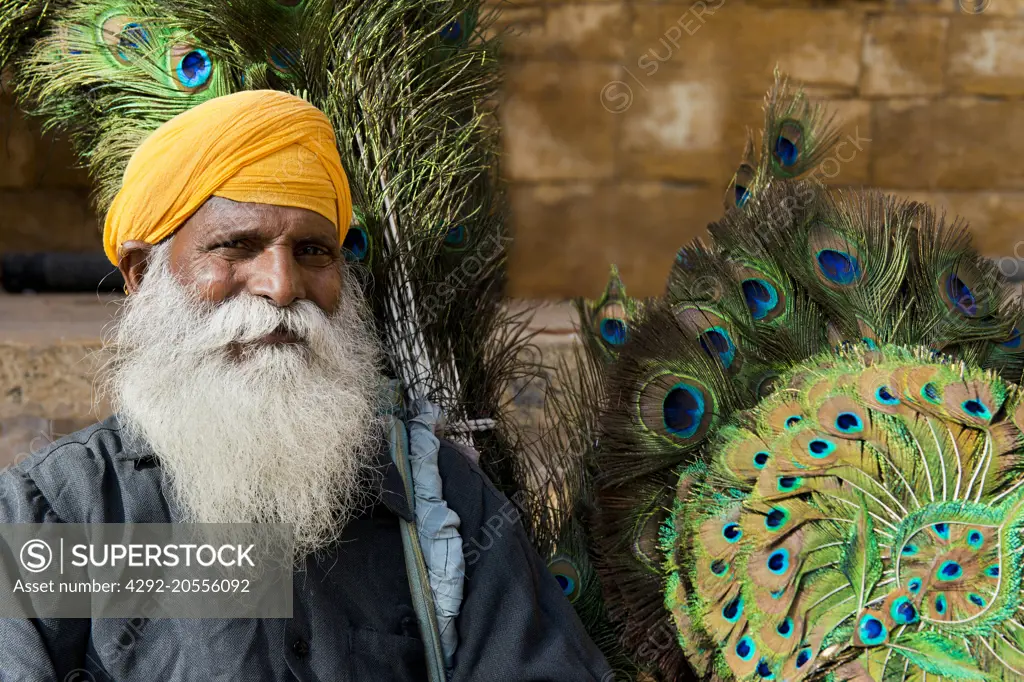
[246,247,305,307]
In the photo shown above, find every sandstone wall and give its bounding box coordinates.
[3,1,1024,299]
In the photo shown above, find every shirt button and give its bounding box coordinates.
[292,638,309,658]
[400,615,419,638]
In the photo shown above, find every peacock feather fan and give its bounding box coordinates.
[540,69,1024,681]
[3,0,542,514]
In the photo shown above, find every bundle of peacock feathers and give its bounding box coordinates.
[539,70,1024,681]
[0,0,545,514]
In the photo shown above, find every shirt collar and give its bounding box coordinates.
[113,414,414,522]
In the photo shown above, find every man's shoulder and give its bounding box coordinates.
[6,415,127,479]
[0,415,144,523]
[435,439,520,523]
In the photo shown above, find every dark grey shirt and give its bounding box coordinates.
[0,415,610,681]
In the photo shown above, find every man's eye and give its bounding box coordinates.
[215,239,245,250]
[299,245,329,256]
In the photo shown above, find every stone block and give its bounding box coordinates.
[0,189,101,252]
[873,98,1024,190]
[486,5,546,52]
[506,181,724,298]
[0,93,92,189]
[948,17,1024,95]
[954,0,1024,18]
[501,62,619,181]
[0,104,36,189]
[861,15,948,96]
[500,3,629,61]
[618,69,731,182]
[629,6,863,97]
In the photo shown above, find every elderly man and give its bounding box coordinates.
[0,91,610,681]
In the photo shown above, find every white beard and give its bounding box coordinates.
[100,240,384,560]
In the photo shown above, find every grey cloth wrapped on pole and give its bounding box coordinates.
[406,401,465,671]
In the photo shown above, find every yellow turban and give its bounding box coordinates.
[103,90,352,265]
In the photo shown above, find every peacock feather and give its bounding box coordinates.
[2,0,545,527]
[541,69,1024,681]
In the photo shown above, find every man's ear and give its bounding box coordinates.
[118,241,154,295]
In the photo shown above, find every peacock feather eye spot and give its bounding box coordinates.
[908,577,922,593]
[269,46,299,72]
[967,529,984,549]
[753,451,771,469]
[735,185,750,208]
[902,543,919,556]
[875,386,900,405]
[343,227,369,262]
[711,559,728,576]
[922,383,941,403]
[767,549,789,575]
[776,617,793,637]
[722,596,743,622]
[662,384,706,439]
[815,249,862,285]
[808,438,836,459]
[741,279,779,320]
[857,614,887,646]
[444,224,467,247]
[547,558,581,602]
[698,327,736,369]
[599,318,627,346]
[176,49,212,89]
[756,658,774,679]
[785,416,802,429]
[757,374,781,399]
[1003,327,1022,349]
[935,593,947,615]
[968,593,986,607]
[765,507,788,531]
[774,135,798,167]
[891,597,918,625]
[796,647,812,668]
[985,564,1000,578]
[440,19,463,42]
[862,337,878,350]
[735,636,755,661]
[938,560,963,581]
[118,22,150,56]
[777,476,802,491]
[722,523,742,543]
[835,412,863,433]
[946,274,977,316]
[555,573,574,595]
[933,522,950,539]
[962,400,990,419]
[770,589,785,599]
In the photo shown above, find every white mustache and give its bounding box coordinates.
[192,295,328,350]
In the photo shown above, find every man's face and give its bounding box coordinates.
[105,198,382,557]
[124,196,345,318]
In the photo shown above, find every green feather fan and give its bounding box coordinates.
[2,0,543,524]
[539,69,1024,681]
